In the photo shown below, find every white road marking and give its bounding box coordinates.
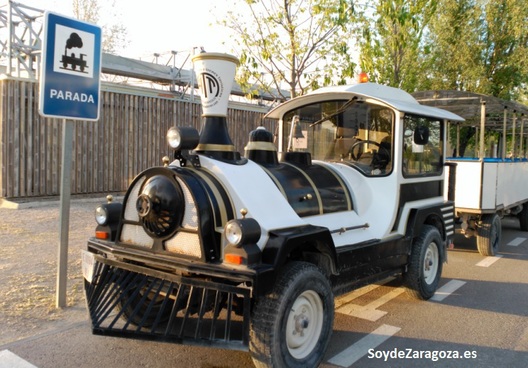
[335,277,405,321]
[514,324,528,352]
[507,237,526,247]
[0,350,37,368]
[476,255,503,267]
[336,287,406,321]
[430,279,466,302]
[328,324,401,367]
[334,277,395,309]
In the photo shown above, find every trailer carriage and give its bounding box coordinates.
[414,91,528,256]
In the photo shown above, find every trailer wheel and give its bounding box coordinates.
[519,204,528,231]
[476,213,501,256]
[250,261,334,368]
[403,225,443,300]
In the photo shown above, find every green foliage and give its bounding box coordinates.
[421,0,528,100]
[220,0,528,106]
[355,0,438,91]
[481,0,528,100]
[222,0,357,99]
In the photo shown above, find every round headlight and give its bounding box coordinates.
[167,127,182,150]
[225,221,243,245]
[224,218,261,247]
[95,205,108,225]
[167,127,200,151]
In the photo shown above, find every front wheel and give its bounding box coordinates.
[403,225,443,300]
[476,213,501,256]
[250,262,334,368]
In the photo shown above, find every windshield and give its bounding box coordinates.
[282,100,394,175]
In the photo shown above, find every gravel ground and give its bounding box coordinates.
[0,197,107,346]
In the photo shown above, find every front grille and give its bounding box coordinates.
[84,255,251,351]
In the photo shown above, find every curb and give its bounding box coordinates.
[0,195,124,210]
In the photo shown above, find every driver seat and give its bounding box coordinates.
[377,135,392,171]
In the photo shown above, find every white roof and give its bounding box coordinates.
[265,83,465,122]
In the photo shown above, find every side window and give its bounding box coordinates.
[402,114,443,177]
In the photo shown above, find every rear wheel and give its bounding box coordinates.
[403,225,443,300]
[250,262,334,368]
[476,214,501,256]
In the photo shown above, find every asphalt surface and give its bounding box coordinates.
[0,200,527,368]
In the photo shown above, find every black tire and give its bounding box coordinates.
[250,262,334,368]
[476,213,501,256]
[403,225,443,300]
[519,203,528,232]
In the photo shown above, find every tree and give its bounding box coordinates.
[356,0,438,91]
[222,0,356,99]
[480,0,528,101]
[72,0,128,54]
[423,0,528,100]
[418,0,482,92]
[422,0,528,156]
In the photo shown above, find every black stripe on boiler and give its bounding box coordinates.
[187,168,235,228]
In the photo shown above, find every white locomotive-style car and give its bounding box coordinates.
[82,53,463,367]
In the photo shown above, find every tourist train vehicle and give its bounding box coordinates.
[82,53,464,367]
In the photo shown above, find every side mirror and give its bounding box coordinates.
[414,126,429,145]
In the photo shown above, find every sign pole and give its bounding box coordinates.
[57,119,74,308]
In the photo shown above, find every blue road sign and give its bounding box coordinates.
[39,12,102,121]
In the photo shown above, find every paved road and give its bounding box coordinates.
[1,218,527,368]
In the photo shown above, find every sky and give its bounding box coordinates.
[20,0,236,61]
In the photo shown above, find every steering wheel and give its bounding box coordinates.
[349,140,390,168]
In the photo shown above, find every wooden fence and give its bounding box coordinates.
[0,78,275,199]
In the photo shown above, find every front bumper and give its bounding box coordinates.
[83,240,254,351]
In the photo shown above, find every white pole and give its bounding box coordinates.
[502,107,507,159]
[520,117,525,158]
[512,111,517,158]
[479,101,486,159]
